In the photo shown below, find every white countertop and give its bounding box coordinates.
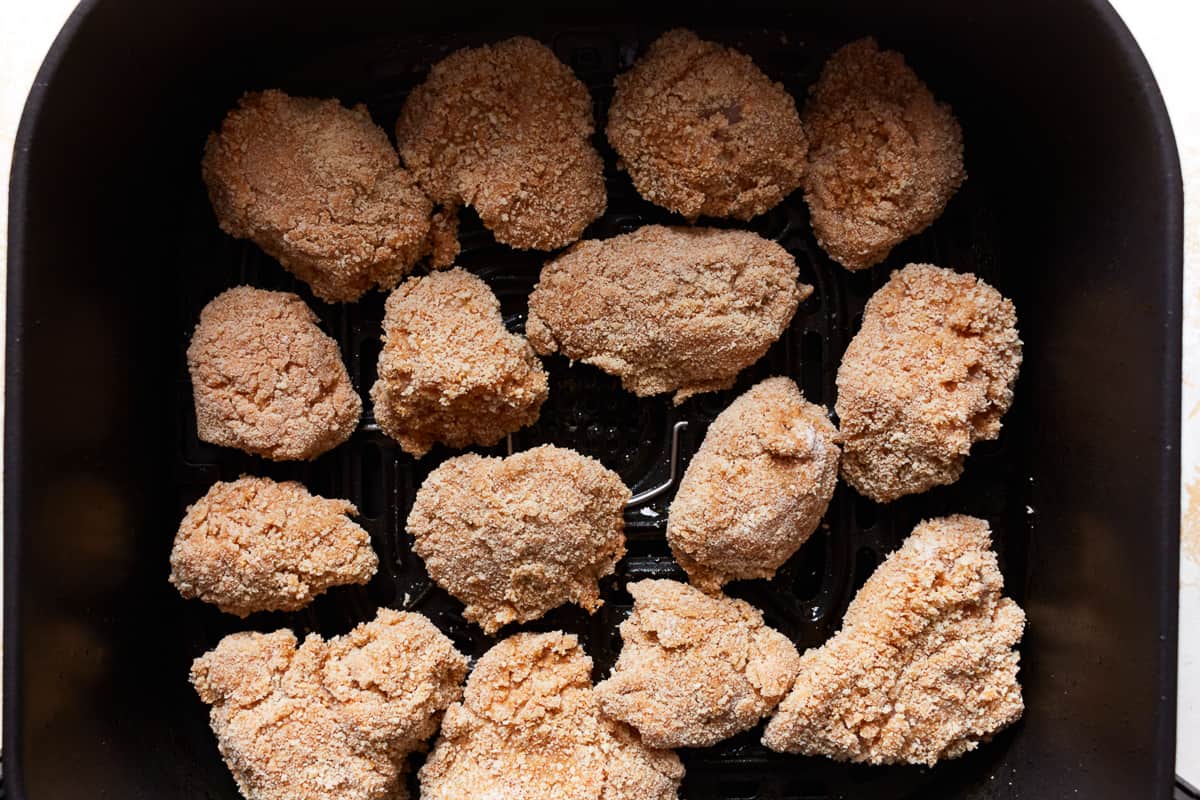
[2,0,1197,786]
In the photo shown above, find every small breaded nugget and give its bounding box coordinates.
[595,579,801,748]
[803,38,965,269]
[408,446,629,634]
[187,287,361,461]
[668,377,840,590]
[608,29,808,221]
[169,476,377,617]
[836,264,1021,503]
[369,268,548,457]
[419,632,683,800]
[395,37,606,251]
[191,608,468,800]
[526,226,807,403]
[202,90,448,303]
[762,516,1025,765]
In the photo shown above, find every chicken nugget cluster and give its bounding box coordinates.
[419,632,684,800]
[396,36,606,251]
[169,476,377,617]
[596,579,801,748]
[803,38,965,270]
[608,29,808,221]
[202,90,448,303]
[527,225,806,403]
[369,268,548,457]
[191,609,468,800]
[763,516,1026,765]
[408,445,630,634]
[187,287,361,461]
[836,264,1021,502]
[669,377,840,590]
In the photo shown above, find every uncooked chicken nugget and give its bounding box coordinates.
[595,579,800,748]
[836,264,1021,503]
[191,608,468,800]
[762,516,1025,765]
[395,37,606,250]
[187,287,361,461]
[408,446,629,634]
[608,29,808,220]
[526,226,806,403]
[668,377,839,590]
[202,90,447,303]
[419,632,683,800]
[803,38,965,269]
[369,268,548,457]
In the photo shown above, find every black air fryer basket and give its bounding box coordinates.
[4,1,1183,797]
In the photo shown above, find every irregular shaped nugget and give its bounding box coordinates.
[408,446,629,634]
[668,377,839,590]
[762,516,1025,765]
[395,37,606,250]
[836,264,1021,503]
[191,608,468,800]
[187,287,361,461]
[420,632,683,800]
[595,579,800,748]
[608,29,808,220]
[369,268,548,457]
[202,90,447,303]
[803,38,965,269]
[169,476,377,617]
[527,226,806,403]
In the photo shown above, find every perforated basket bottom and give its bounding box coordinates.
[172,25,1031,800]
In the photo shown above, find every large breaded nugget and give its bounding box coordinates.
[395,37,606,251]
[526,226,807,403]
[836,264,1021,502]
[369,268,548,457]
[187,287,361,461]
[803,38,964,269]
[608,29,807,220]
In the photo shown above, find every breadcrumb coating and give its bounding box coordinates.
[419,632,683,799]
[595,579,801,748]
[187,287,362,461]
[803,38,964,270]
[526,226,807,403]
[608,29,808,221]
[169,476,377,617]
[762,516,1025,765]
[668,377,839,590]
[202,90,442,303]
[369,268,548,457]
[395,37,606,251]
[836,264,1021,503]
[408,446,630,634]
[191,608,468,800]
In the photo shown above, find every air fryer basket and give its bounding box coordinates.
[4,2,1182,798]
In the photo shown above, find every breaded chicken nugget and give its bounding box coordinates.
[762,516,1025,765]
[608,29,808,220]
[526,226,807,403]
[803,38,965,269]
[408,446,629,634]
[836,264,1021,503]
[419,632,683,800]
[191,608,468,800]
[395,37,606,250]
[595,579,800,748]
[169,476,377,617]
[668,377,839,590]
[187,287,361,461]
[369,268,548,457]
[202,90,448,303]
